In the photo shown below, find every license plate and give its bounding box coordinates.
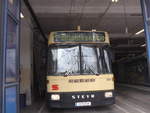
[75,102,91,107]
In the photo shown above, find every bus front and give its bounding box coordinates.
[47,31,115,108]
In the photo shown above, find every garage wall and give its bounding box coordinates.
[20,3,34,105]
[33,32,47,98]
[115,55,148,85]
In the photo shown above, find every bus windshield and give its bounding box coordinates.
[47,44,112,76]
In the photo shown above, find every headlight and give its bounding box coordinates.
[105,92,113,98]
[51,94,60,101]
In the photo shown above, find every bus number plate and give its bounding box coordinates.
[75,102,91,107]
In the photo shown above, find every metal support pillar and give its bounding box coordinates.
[0,0,20,113]
[0,0,3,112]
[141,0,150,83]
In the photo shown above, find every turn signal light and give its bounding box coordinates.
[51,94,60,100]
[105,92,113,98]
[52,84,59,90]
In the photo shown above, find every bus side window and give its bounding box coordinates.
[103,49,112,73]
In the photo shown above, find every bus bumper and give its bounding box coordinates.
[47,90,115,108]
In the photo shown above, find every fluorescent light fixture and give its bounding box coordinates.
[112,0,119,3]
[125,27,128,34]
[141,44,146,47]
[135,29,144,35]
[92,29,96,32]
[20,12,24,19]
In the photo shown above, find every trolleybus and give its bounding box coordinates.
[47,30,115,108]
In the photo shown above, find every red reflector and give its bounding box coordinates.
[52,85,59,90]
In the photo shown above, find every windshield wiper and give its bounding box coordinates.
[84,64,99,76]
[64,70,74,77]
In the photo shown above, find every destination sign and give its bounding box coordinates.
[54,32,105,42]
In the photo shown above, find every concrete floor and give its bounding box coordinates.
[21,85,150,113]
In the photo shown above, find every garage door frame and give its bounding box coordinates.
[0,0,20,113]
[141,0,150,83]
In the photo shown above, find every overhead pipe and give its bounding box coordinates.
[23,0,48,43]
